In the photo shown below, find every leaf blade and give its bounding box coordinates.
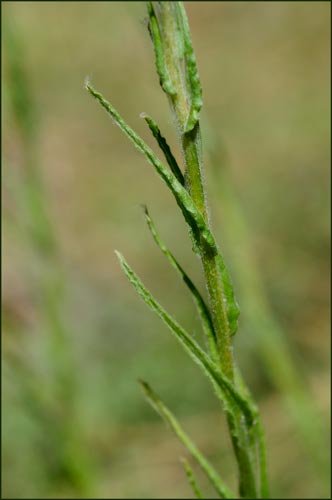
[146,1,176,95]
[181,458,205,499]
[141,113,184,185]
[175,2,203,133]
[143,206,218,361]
[140,380,234,499]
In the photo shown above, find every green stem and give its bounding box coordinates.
[153,3,262,497]
[182,127,233,374]
[158,2,234,381]
[182,126,258,497]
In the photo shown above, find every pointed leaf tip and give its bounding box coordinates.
[138,378,148,390]
[114,249,123,262]
[84,76,90,89]
[142,113,185,186]
[141,204,149,216]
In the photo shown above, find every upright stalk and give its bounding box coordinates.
[87,2,269,497]
[157,2,234,379]
[155,4,257,496]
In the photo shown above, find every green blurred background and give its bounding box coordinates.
[2,2,330,498]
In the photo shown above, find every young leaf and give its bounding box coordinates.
[175,2,203,133]
[141,113,184,185]
[140,380,234,499]
[143,205,218,361]
[146,1,176,96]
[181,458,204,499]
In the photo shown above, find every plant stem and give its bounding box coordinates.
[154,3,261,496]
[158,2,234,380]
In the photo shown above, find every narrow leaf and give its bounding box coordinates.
[176,2,203,133]
[147,1,176,96]
[140,380,234,499]
[86,81,215,253]
[217,254,240,337]
[115,250,257,428]
[181,458,204,499]
[143,206,218,361]
[172,2,185,61]
[141,113,184,185]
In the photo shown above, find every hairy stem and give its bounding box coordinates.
[156,2,234,380]
[153,3,262,497]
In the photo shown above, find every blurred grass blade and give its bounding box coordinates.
[141,113,184,185]
[143,205,218,361]
[146,1,176,95]
[181,458,205,499]
[4,17,57,256]
[140,380,234,499]
[3,20,36,143]
[86,81,215,252]
[5,15,95,495]
[175,2,202,133]
[115,250,257,428]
